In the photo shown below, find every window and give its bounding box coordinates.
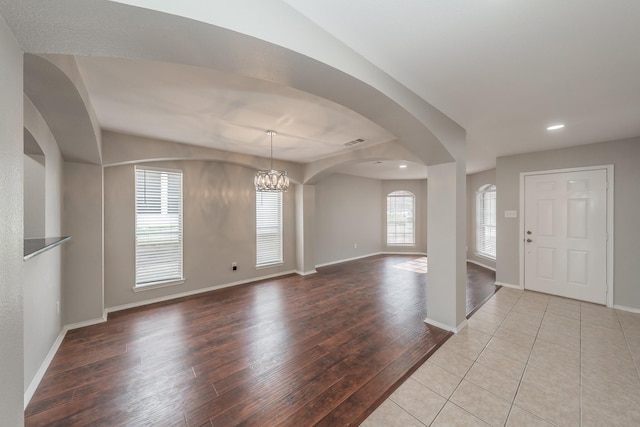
[476,184,496,259]
[135,167,183,286]
[256,192,283,267]
[387,190,415,246]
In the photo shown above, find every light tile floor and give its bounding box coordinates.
[361,288,640,426]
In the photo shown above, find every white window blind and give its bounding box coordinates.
[387,190,415,246]
[256,192,283,267]
[135,167,183,286]
[476,184,496,259]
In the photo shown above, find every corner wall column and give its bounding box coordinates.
[295,184,317,275]
[63,162,105,326]
[425,157,467,332]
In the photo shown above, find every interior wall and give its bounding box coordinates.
[23,153,45,238]
[0,14,25,425]
[22,97,64,394]
[315,173,382,266]
[104,160,296,309]
[381,180,428,253]
[496,137,640,309]
[466,169,496,269]
[63,162,104,325]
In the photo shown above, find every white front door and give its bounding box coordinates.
[524,169,608,304]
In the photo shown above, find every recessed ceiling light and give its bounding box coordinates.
[399,164,408,169]
[546,124,565,131]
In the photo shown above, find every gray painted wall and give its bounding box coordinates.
[104,160,296,309]
[496,138,640,309]
[467,169,497,269]
[63,162,105,325]
[23,96,64,393]
[23,154,45,238]
[315,174,383,265]
[0,15,24,425]
[381,180,428,253]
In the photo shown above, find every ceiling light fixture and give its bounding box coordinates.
[546,124,565,131]
[399,164,408,169]
[255,130,290,192]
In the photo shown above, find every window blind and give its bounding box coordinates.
[135,167,183,286]
[256,192,283,267]
[476,184,496,259]
[387,190,415,246]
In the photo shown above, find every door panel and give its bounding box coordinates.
[524,169,607,304]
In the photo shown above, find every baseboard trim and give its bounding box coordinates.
[295,269,318,276]
[466,259,496,271]
[106,270,297,314]
[315,252,382,269]
[381,251,428,256]
[614,304,640,314]
[24,328,67,409]
[495,281,523,290]
[65,315,108,331]
[424,317,468,334]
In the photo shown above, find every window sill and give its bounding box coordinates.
[474,253,496,261]
[133,278,185,292]
[256,262,284,270]
[386,244,417,248]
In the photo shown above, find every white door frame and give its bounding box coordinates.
[519,165,614,307]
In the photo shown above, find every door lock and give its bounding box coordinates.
[526,230,532,235]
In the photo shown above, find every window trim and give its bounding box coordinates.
[476,184,496,260]
[255,191,283,268]
[386,190,416,247]
[134,166,184,288]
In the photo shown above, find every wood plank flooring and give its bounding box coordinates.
[25,255,496,426]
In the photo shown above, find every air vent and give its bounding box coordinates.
[344,138,366,147]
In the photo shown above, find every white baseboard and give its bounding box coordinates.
[424,317,468,334]
[24,328,67,409]
[495,281,523,290]
[381,251,428,256]
[315,252,382,269]
[466,259,496,271]
[614,304,640,314]
[65,314,108,330]
[106,270,297,313]
[295,269,317,276]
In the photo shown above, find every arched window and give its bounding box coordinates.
[476,184,496,259]
[387,190,415,246]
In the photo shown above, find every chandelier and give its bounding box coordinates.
[255,130,290,192]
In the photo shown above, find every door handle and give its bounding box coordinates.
[526,238,533,243]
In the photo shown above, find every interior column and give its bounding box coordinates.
[295,184,317,275]
[425,156,467,332]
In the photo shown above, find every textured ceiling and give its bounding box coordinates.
[5,0,640,179]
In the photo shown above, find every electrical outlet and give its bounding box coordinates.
[354,243,358,249]
[56,301,60,315]
[232,262,238,271]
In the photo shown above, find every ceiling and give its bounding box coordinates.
[284,0,640,173]
[74,56,396,164]
[10,1,640,179]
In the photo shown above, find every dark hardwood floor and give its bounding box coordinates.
[25,255,496,427]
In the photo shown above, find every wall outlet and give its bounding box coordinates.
[232,262,238,271]
[354,243,358,249]
[56,301,60,315]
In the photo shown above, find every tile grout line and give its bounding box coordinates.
[616,310,640,383]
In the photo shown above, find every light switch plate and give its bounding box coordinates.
[504,210,517,218]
